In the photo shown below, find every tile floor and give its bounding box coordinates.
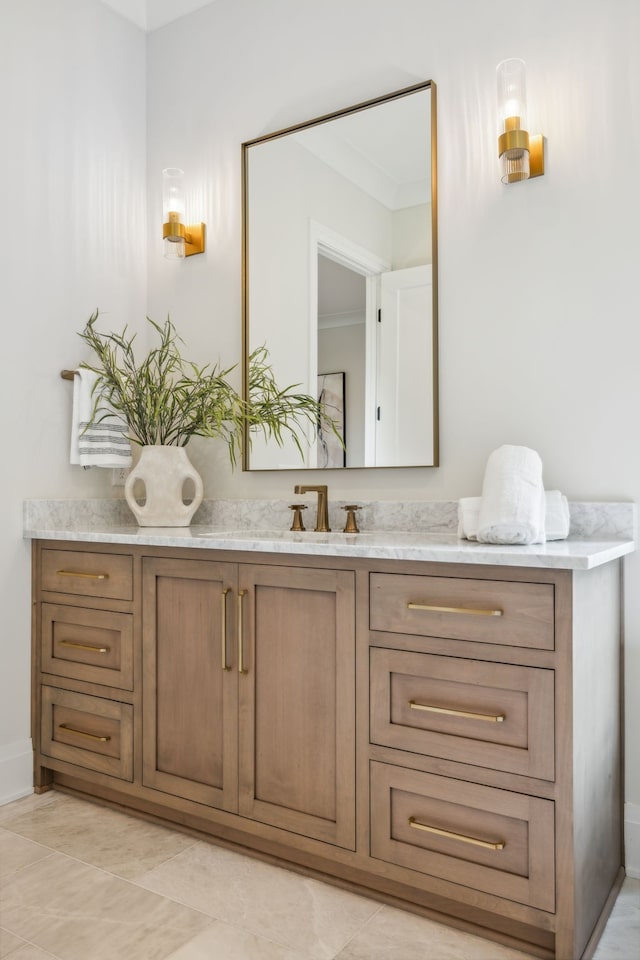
[0,791,638,960]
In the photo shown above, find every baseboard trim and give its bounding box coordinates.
[0,739,33,805]
[624,803,640,878]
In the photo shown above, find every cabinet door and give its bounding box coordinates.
[238,565,356,849]
[142,557,238,811]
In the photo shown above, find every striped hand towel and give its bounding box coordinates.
[70,368,132,468]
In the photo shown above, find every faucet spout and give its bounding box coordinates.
[294,485,330,532]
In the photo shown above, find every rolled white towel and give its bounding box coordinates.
[476,445,545,545]
[458,490,570,542]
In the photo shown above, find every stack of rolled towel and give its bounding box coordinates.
[458,445,570,544]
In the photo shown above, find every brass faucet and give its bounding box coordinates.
[294,485,330,532]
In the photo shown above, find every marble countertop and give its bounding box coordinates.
[23,516,636,570]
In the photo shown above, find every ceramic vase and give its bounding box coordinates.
[124,445,204,527]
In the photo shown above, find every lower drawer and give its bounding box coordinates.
[40,686,133,781]
[370,761,555,912]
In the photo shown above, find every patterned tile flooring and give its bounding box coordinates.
[1,792,638,959]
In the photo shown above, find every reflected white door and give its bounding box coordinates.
[375,265,433,466]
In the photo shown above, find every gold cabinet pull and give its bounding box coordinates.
[237,589,248,674]
[56,569,109,580]
[221,588,230,670]
[409,701,505,723]
[58,723,111,743]
[407,602,503,617]
[58,639,110,654]
[408,817,505,850]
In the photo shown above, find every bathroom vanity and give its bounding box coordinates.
[25,502,635,960]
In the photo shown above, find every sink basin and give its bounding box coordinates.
[192,528,368,541]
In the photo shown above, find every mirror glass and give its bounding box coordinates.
[242,81,438,470]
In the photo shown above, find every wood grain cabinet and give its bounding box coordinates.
[141,556,356,849]
[32,542,623,960]
[366,563,623,960]
[34,544,135,789]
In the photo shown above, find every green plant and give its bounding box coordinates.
[79,310,331,465]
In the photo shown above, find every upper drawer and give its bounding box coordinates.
[370,647,555,780]
[370,573,554,650]
[41,603,133,690]
[40,549,133,601]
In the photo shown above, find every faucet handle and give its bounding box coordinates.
[342,505,362,534]
[289,503,307,531]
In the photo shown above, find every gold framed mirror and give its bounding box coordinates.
[242,80,438,470]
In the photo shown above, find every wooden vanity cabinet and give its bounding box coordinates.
[32,540,623,960]
[141,556,356,849]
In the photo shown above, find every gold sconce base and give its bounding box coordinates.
[184,222,206,256]
[529,134,545,178]
[162,220,206,257]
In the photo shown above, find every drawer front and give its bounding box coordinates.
[40,686,133,780]
[370,761,554,912]
[41,549,133,601]
[370,648,555,780]
[42,603,133,690]
[370,573,554,650]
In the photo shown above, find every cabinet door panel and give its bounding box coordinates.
[142,558,238,810]
[238,565,355,849]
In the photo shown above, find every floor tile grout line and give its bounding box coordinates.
[2,810,384,956]
[328,900,386,959]
[2,795,639,960]
[0,924,62,960]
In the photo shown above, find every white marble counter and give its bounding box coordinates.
[23,499,637,570]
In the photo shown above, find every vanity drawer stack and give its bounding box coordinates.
[34,544,136,786]
[366,563,622,959]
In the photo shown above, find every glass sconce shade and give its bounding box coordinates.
[163,167,186,259]
[497,59,530,183]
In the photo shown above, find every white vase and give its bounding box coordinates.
[124,445,204,527]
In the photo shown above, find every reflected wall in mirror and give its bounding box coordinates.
[242,81,438,470]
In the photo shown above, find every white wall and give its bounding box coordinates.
[0,0,146,802]
[146,0,640,872]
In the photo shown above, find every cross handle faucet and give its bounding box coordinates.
[294,485,330,532]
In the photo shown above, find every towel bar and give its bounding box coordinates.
[61,370,76,380]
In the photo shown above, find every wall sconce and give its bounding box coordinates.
[496,59,545,184]
[162,167,205,258]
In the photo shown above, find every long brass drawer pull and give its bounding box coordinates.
[58,640,110,654]
[407,602,503,617]
[56,569,109,580]
[58,723,111,743]
[238,589,248,674]
[408,817,505,850]
[221,588,230,670]
[409,701,505,723]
